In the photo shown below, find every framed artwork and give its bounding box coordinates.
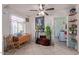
[35,16,44,32]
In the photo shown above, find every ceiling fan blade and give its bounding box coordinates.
[46,8,54,11]
[39,4,45,11]
[44,12,49,15]
[29,10,38,11]
[42,4,45,10]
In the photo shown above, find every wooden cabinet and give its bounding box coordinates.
[19,34,31,44]
[3,34,31,52]
[36,35,51,46]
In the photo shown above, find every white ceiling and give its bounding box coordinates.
[3,4,77,17]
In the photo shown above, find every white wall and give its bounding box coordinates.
[76,5,79,52]
[2,9,11,36]
[29,16,35,42]
[77,13,79,52]
[2,9,11,50]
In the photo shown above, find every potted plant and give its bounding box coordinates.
[45,25,51,40]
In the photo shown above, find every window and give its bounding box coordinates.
[11,15,26,35]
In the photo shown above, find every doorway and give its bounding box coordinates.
[54,16,67,45]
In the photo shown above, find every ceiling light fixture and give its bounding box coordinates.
[38,11,45,16]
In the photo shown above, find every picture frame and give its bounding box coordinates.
[35,16,44,32]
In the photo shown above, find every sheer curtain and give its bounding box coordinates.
[11,15,26,35]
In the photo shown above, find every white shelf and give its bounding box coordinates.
[68,12,78,50]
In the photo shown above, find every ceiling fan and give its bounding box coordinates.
[29,4,54,16]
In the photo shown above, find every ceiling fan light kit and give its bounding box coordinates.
[38,11,45,16]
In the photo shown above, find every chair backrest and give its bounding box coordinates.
[13,36,19,42]
[5,35,13,46]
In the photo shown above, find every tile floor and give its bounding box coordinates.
[12,41,79,55]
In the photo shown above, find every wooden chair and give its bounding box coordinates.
[5,35,16,53]
[12,36,20,49]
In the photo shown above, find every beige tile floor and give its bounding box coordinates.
[13,41,79,55]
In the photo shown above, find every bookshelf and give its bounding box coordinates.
[68,8,78,50]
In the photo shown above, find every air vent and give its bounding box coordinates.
[25,18,29,22]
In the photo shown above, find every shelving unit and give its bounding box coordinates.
[68,8,78,50]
